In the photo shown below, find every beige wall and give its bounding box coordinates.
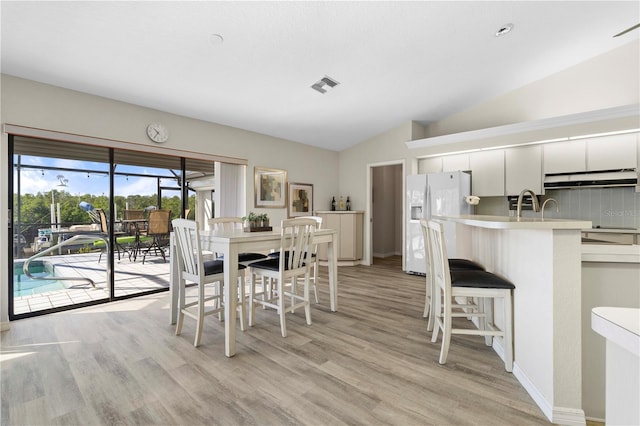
[1,38,638,326]
[0,74,339,326]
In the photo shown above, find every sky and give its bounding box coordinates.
[15,156,179,197]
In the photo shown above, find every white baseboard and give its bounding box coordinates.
[372,251,399,258]
[512,362,554,421]
[0,321,10,332]
[512,362,586,425]
[552,407,587,426]
[318,259,362,267]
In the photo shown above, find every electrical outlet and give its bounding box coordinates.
[508,210,515,217]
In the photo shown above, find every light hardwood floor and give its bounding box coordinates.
[1,257,550,425]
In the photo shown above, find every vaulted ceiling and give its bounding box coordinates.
[1,1,638,151]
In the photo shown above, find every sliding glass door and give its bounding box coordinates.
[12,137,111,317]
[10,136,212,319]
[111,151,181,298]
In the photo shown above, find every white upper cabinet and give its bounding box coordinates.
[419,157,443,174]
[586,133,638,171]
[428,132,638,197]
[543,140,586,174]
[469,150,505,196]
[505,145,542,195]
[442,154,469,172]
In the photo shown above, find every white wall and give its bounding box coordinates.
[423,40,640,144]
[1,74,339,327]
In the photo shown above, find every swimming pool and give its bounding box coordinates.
[13,260,66,297]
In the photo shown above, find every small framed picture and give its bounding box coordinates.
[255,167,287,208]
[288,182,313,217]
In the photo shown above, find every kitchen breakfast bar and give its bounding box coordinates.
[437,214,592,425]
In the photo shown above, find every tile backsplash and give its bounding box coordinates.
[476,187,640,229]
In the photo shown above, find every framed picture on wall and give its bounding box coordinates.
[288,182,313,217]
[254,167,287,208]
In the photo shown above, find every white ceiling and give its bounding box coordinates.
[1,1,638,151]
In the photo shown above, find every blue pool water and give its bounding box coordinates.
[13,260,66,297]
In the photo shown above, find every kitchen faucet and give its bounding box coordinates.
[541,198,559,220]
[516,188,540,220]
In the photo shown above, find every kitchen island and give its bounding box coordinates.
[437,214,591,425]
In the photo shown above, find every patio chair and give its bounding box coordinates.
[95,208,130,262]
[123,209,147,260]
[142,209,171,264]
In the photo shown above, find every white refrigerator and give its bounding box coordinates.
[405,171,472,275]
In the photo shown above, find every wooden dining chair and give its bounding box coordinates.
[248,218,317,337]
[172,219,247,347]
[427,219,515,372]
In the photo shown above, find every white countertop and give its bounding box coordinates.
[592,307,640,357]
[436,214,592,230]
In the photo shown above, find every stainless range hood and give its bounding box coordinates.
[544,169,638,189]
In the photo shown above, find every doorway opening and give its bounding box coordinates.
[366,161,404,270]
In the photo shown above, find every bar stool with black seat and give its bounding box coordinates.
[427,219,515,372]
[172,219,247,347]
[419,218,486,329]
[248,217,317,337]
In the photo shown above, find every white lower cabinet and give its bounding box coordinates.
[317,211,363,265]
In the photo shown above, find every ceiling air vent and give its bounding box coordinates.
[311,75,340,94]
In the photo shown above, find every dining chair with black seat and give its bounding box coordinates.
[267,215,322,303]
[141,209,171,264]
[172,219,248,347]
[426,219,515,372]
[248,217,317,337]
[208,217,269,265]
[419,218,486,330]
[96,208,130,263]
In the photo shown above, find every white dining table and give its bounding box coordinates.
[169,227,339,357]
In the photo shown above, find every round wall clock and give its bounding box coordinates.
[146,123,169,143]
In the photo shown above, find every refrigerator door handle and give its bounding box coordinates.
[425,184,431,219]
